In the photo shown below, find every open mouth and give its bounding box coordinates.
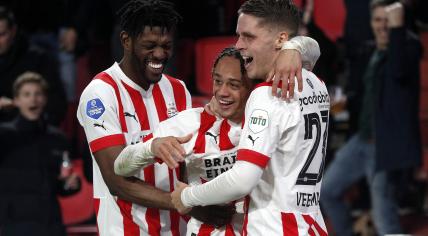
[218,99,234,110]
[147,61,164,72]
[29,105,39,111]
[242,56,253,67]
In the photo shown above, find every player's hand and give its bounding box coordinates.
[171,181,192,214]
[204,96,220,117]
[151,134,192,169]
[189,205,236,228]
[385,2,404,28]
[266,49,303,100]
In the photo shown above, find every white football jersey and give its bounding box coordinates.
[77,62,191,235]
[237,69,329,236]
[152,108,243,236]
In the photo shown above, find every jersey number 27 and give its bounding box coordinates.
[296,110,329,185]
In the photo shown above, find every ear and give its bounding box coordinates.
[275,31,289,50]
[120,31,132,51]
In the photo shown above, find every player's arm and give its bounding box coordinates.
[94,146,175,209]
[114,134,192,176]
[172,161,263,214]
[267,36,320,99]
[78,82,180,210]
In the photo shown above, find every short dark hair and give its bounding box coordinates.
[212,47,249,87]
[13,72,48,97]
[238,0,300,37]
[370,0,396,13]
[117,0,182,38]
[0,6,16,28]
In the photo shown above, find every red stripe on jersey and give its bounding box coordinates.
[219,120,234,150]
[193,111,216,153]
[153,83,169,122]
[169,168,180,236]
[302,215,327,236]
[164,74,188,112]
[122,81,150,130]
[281,213,299,236]
[237,149,270,168]
[197,223,215,236]
[142,164,161,235]
[143,133,153,142]
[225,224,236,236]
[117,199,140,236]
[94,72,127,132]
[241,196,250,236]
[89,134,126,153]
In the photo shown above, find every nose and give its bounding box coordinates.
[217,83,230,97]
[235,37,244,50]
[153,47,167,60]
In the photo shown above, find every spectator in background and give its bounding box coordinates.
[0,72,80,236]
[321,1,422,235]
[0,6,67,126]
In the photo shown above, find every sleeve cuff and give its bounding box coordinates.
[89,134,126,153]
[237,149,270,168]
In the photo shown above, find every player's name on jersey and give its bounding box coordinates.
[299,91,330,111]
[296,191,320,207]
[203,152,236,179]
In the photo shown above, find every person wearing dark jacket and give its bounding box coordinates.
[0,6,66,125]
[321,1,422,235]
[0,72,80,236]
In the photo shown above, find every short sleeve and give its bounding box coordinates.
[77,80,125,153]
[237,87,280,168]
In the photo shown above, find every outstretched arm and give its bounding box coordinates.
[114,134,192,176]
[171,161,263,214]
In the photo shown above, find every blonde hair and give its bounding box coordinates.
[13,71,48,97]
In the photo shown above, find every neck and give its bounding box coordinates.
[119,58,150,90]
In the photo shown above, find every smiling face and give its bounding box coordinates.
[213,55,250,123]
[235,13,280,80]
[14,82,47,120]
[123,26,174,88]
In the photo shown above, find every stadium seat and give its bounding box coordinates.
[194,36,237,96]
[58,159,94,225]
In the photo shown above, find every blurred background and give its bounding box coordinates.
[0,0,427,235]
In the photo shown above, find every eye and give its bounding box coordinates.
[230,83,241,90]
[213,79,222,86]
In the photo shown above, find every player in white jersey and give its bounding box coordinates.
[171,0,330,235]
[77,1,193,235]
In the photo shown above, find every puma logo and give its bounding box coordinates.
[206,131,219,144]
[93,120,106,130]
[248,135,259,146]
[124,112,138,123]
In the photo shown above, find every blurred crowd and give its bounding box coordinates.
[0,0,427,235]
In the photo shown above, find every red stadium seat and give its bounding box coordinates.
[195,36,237,96]
[58,159,94,225]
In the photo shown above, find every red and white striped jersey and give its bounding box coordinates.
[77,62,192,235]
[152,108,243,236]
[237,69,330,236]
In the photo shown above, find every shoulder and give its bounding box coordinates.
[161,74,189,90]
[80,72,117,101]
